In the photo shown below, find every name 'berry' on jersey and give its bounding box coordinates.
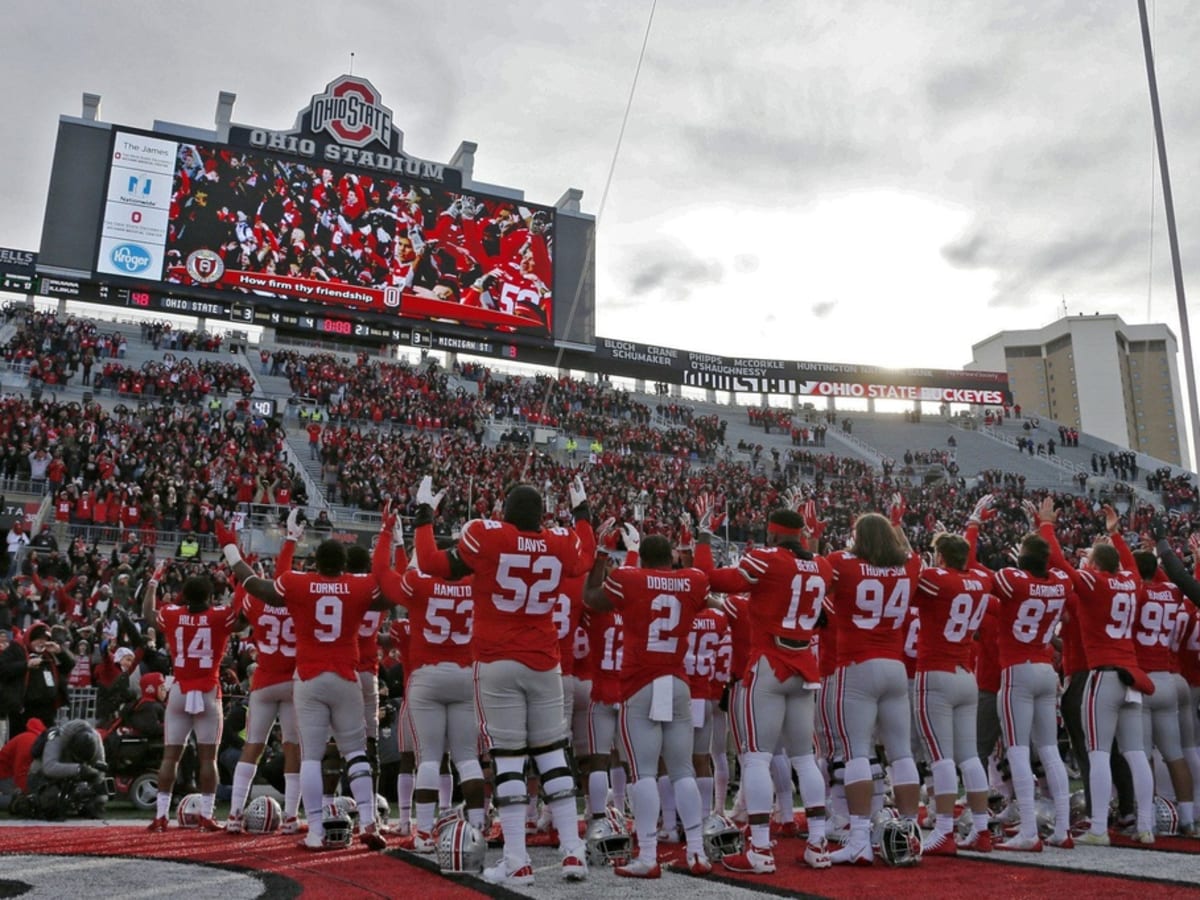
[708,546,831,683]
[914,566,993,673]
[991,567,1070,668]
[157,602,239,693]
[602,566,710,699]
[455,518,591,671]
[273,570,382,682]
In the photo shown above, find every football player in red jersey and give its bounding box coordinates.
[1127,542,1195,833]
[374,507,484,850]
[1159,532,1200,830]
[227,511,303,834]
[912,503,995,855]
[413,476,594,887]
[216,518,393,852]
[825,504,923,865]
[1038,500,1154,845]
[985,501,1072,851]
[142,561,239,832]
[684,599,729,821]
[585,529,713,878]
[696,501,834,872]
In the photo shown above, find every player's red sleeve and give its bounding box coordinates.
[276,538,295,574]
[416,523,452,578]
[1110,531,1139,585]
[965,523,980,569]
[693,542,714,573]
[708,565,753,594]
[1038,521,1076,577]
[373,534,407,604]
[568,520,596,577]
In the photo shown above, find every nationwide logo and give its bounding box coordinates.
[186,249,225,284]
[110,243,153,274]
[308,76,394,150]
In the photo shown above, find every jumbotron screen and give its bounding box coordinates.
[94,130,556,338]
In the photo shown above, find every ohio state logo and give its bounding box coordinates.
[308,76,394,150]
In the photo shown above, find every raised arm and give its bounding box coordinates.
[1156,526,1200,604]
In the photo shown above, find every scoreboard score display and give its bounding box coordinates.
[33,74,597,351]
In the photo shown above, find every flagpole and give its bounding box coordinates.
[1138,0,1200,469]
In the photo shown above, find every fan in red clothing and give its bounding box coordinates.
[141,559,240,833]
[373,505,484,851]
[412,476,595,888]
[584,526,713,878]
[694,492,834,873]
[1037,499,1154,845]
[910,495,996,856]
[215,516,395,852]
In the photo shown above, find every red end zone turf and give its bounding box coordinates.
[3,824,1199,899]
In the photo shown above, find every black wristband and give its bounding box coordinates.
[413,504,435,528]
[572,502,591,524]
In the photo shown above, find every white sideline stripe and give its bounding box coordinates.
[962,845,1199,884]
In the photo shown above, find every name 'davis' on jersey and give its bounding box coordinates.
[517,537,548,553]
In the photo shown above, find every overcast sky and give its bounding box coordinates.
[2,1,1199,371]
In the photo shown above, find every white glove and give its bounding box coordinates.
[286,508,305,542]
[969,493,993,525]
[392,516,405,548]
[621,522,641,553]
[568,475,587,509]
[416,475,446,511]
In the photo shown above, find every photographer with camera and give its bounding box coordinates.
[25,717,109,818]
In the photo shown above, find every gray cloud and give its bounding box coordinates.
[811,301,837,318]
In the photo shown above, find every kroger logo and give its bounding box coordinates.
[110,243,153,274]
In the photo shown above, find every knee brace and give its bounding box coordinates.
[743,750,772,773]
[828,759,846,785]
[533,747,575,802]
[493,759,529,808]
[346,753,372,784]
[891,756,920,787]
[321,744,344,780]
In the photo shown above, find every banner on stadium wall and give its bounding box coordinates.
[586,336,1010,404]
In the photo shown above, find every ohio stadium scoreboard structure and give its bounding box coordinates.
[25,74,1011,405]
[34,75,596,353]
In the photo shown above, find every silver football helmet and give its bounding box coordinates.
[877,819,922,866]
[435,819,486,875]
[374,793,390,829]
[322,803,354,849]
[244,796,282,834]
[332,794,359,825]
[1034,796,1056,838]
[176,793,203,828]
[1069,789,1088,829]
[701,814,744,860]
[1153,796,1179,836]
[869,806,900,849]
[585,815,633,867]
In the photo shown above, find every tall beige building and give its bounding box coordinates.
[968,314,1188,467]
